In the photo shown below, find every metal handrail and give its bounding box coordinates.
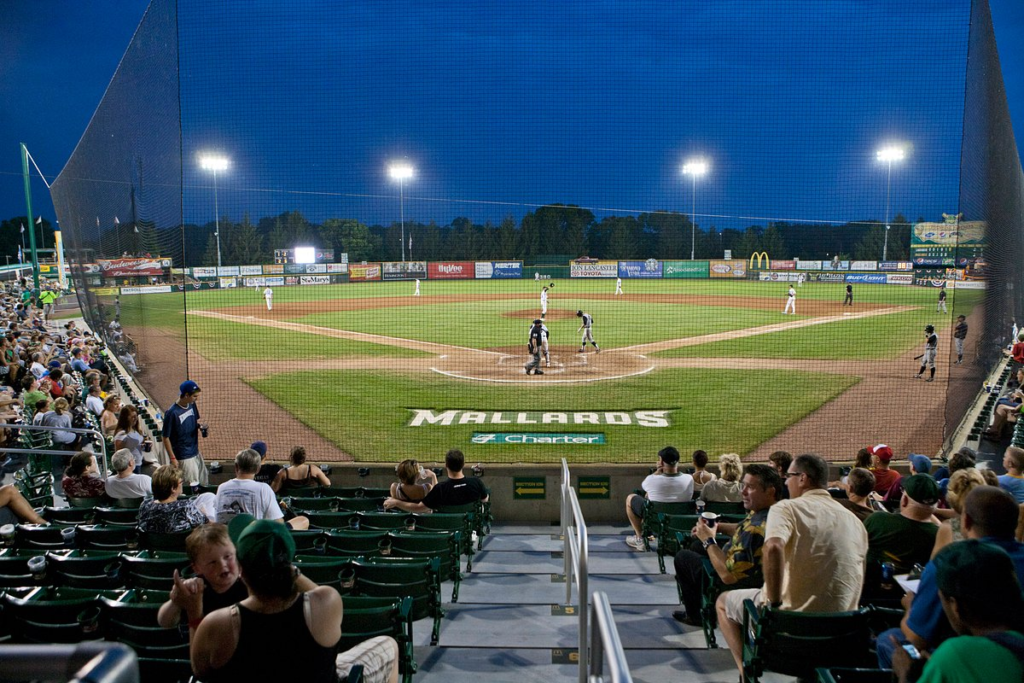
[0,643,139,683]
[0,421,108,474]
[561,458,589,683]
[588,591,633,683]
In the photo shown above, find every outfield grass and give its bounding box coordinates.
[247,368,860,463]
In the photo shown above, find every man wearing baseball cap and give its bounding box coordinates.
[864,474,940,576]
[191,515,398,683]
[868,444,901,494]
[162,380,209,486]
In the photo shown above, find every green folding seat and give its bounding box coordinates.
[338,595,416,683]
[47,550,125,589]
[121,551,191,591]
[351,556,443,645]
[323,529,389,559]
[388,530,462,601]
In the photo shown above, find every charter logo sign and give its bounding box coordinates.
[408,409,672,427]
[472,433,606,445]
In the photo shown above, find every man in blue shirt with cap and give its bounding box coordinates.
[163,380,210,486]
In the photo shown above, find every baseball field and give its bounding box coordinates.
[117,278,982,464]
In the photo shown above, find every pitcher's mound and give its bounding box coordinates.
[502,309,578,321]
[430,346,654,383]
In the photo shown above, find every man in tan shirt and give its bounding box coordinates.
[716,453,868,676]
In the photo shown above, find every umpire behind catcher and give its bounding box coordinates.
[525,319,545,376]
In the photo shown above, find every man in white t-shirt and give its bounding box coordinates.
[624,446,694,549]
[215,449,308,529]
[104,448,153,500]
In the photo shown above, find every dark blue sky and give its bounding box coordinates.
[3,0,1023,236]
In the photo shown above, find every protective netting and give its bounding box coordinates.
[48,0,1023,464]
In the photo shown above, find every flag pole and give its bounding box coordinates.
[20,143,40,294]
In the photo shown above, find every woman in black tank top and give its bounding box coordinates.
[272,445,331,493]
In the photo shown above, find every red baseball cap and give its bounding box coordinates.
[868,444,894,462]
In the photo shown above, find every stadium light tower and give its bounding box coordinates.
[388,162,415,262]
[876,145,905,261]
[682,159,708,260]
[199,154,230,268]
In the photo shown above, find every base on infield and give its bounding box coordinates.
[430,345,655,383]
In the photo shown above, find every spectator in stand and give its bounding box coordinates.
[99,395,121,437]
[983,388,1023,440]
[1010,332,1024,365]
[390,459,438,503]
[672,464,782,626]
[869,444,901,494]
[836,468,878,522]
[20,375,45,416]
[105,448,152,500]
[998,446,1024,503]
[69,347,90,374]
[61,451,106,499]
[162,380,210,487]
[216,448,309,529]
[157,523,249,630]
[877,486,1024,668]
[717,454,868,678]
[113,404,147,473]
[909,454,933,475]
[384,449,488,513]
[700,454,744,503]
[42,397,78,449]
[190,517,399,683]
[621,446,695,549]
[138,465,216,534]
[249,441,282,486]
[936,447,977,499]
[931,468,986,558]
[29,352,47,380]
[84,384,104,417]
[0,484,48,526]
[891,540,1024,683]
[767,450,794,498]
[46,368,64,399]
[864,474,940,575]
[272,446,331,494]
[690,450,717,494]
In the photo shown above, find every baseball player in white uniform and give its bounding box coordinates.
[263,286,273,311]
[576,310,600,353]
[783,285,796,314]
[914,324,938,382]
[615,277,623,295]
[540,286,549,320]
[797,273,805,287]
[414,279,421,296]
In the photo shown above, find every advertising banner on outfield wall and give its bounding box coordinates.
[886,274,914,285]
[475,261,523,279]
[304,264,327,274]
[218,277,237,288]
[216,266,240,277]
[708,260,746,278]
[845,274,887,284]
[349,264,382,281]
[914,257,954,267]
[239,265,262,276]
[263,264,284,274]
[266,276,285,286]
[99,258,170,277]
[326,263,348,274]
[244,277,266,287]
[120,285,173,295]
[808,272,845,282]
[663,260,708,278]
[759,271,802,282]
[300,275,330,285]
[878,261,914,271]
[429,261,475,279]
[795,260,822,270]
[619,259,663,278]
[284,264,306,274]
[820,261,850,271]
[383,261,427,280]
[571,261,618,278]
[850,261,877,271]
[770,260,796,270]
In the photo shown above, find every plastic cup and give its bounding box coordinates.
[1,524,15,546]
[701,511,719,528]
[61,526,76,546]
[28,555,47,580]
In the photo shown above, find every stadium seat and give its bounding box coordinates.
[15,524,67,551]
[434,500,491,549]
[112,497,145,509]
[2,586,119,644]
[305,511,360,530]
[93,507,141,527]
[99,589,188,659]
[655,513,699,574]
[741,600,874,683]
[288,529,327,554]
[357,512,414,532]
[42,506,96,527]
[338,595,416,683]
[815,668,894,683]
[286,496,340,512]
[47,550,125,590]
[139,530,190,553]
[121,551,191,591]
[74,525,140,551]
[66,496,106,509]
[351,556,443,645]
[0,549,46,587]
[293,555,351,590]
[388,530,462,602]
[335,497,386,513]
[318,486,363,498]
[641,500,697,550]
[703,501,745,516]
[323,529,389,559]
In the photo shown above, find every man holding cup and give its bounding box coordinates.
[162,380,210,487]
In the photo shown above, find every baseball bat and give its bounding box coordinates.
[913,354,924,360]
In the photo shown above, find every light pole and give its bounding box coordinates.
[388,162,414,262]
[876,145,905,261]
[682,159,708,260]
[199,155,230,268]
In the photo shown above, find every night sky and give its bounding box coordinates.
[2,0,1023,235]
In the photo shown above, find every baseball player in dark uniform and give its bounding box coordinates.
[525,320,545,375]
[914,324,938,382]
[843,284,853,306]
[576,310,600,353]
[954,315,968,364]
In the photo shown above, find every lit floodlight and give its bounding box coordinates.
[682,160,708,177]
[876,146,905,163]
[294,246,316,264]
[199,155,230,172]
[388,163,414,180]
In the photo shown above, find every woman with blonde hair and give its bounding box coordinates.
[390,459,438,502]
[699,453,743,502]
[100,395,121,437]
[931,467,986,558]
[138,464,215,533]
